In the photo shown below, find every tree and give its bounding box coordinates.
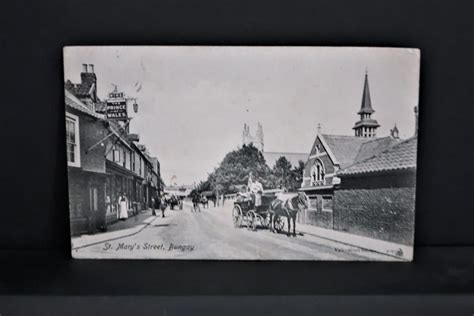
[270,156,293,189]
[269,157,305,191]
[288,160,305,191]
[206,144,272,194]
[201,145,306,195]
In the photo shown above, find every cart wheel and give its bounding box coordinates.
[232,205,242,228]
[247,211,257,231]
[274,216,285,232]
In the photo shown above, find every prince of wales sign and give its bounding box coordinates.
[106,92,128,120]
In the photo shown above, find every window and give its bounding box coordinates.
[310,167,316,185]
[139,157,143,176]
[122,149,126,168]
[132,152,136,171]
[308,197,318,211]
[113,148,121,163]
[66,113,80,167]
[322,196,333,212]
[310,159,325,186]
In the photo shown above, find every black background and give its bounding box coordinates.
[1,0,473,313]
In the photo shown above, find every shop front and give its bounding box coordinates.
[105,160,138,222]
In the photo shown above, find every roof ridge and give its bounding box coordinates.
[322,134,362,138]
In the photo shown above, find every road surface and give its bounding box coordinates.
[72,202,397,260]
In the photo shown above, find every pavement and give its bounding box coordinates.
[71,203,408,261]
[71,210,157,251]
[295,222,412,261]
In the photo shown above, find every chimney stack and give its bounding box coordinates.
[80,63,97,101]
[317,123,322,135]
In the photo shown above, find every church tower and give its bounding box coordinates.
[353,70,380,138]
[242,123,264,152]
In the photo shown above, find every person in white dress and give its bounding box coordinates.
[118,193,129,220]
[248,173,264,207]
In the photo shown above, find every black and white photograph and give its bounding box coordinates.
[64,46,420,261]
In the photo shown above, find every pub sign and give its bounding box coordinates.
[106,92,128,120]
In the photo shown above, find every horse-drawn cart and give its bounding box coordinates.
[232,193,285,232]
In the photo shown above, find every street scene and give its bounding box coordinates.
[64,47,419,261]
[72,201,400,260]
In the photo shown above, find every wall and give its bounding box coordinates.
[68,168,106,236]
[334,170,416,245]
[299,187,334,228]
[79,115,107,174]
[68,169,89,235]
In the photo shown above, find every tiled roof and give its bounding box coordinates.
[322,135,368,168]
[321,134,399,169]
[107,121,154,165]
[107,120,135,148]
[65,89,103,120]
[355,137,401,162]
[263,151,308,168]
[95,101,107,113]
[65,80,92,98]
[65,73,97,98]
[338,137,417,176]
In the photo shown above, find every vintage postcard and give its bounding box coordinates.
[64,46,420,260]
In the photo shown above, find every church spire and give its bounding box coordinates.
[358,71,375,115]
[353,70,380,138]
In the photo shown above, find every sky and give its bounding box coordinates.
[64,46,420,186]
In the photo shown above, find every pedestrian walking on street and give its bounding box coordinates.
[154,196,161,216]
[118,193,129,221]
[151,197,156,216]
[160,196,167,218]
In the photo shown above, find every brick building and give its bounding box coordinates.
[65,89,109,235]
[300,134,399,228]
[65,64,162,236]
[334,137,417,245]
[299,71,399,228]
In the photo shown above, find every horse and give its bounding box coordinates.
[191,194,201,212]
[269,192,309,237]
[166,195,179,210]
[200,196,209,209]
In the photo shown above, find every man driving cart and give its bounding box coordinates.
[247,172,264,208]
